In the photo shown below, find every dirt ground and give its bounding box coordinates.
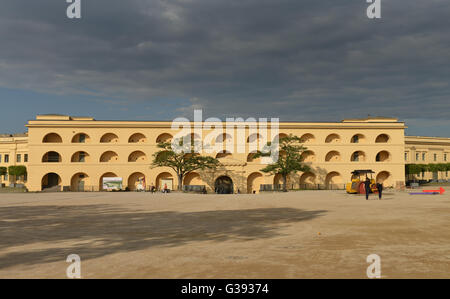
[0,189,449,279]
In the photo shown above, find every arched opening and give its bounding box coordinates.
[100,151,119,163]
[273,133,288,142]
[351,151,366,162]
[128,151,147,162]
[216,151,232,159]
[325,134,341,143]
[376,171,392,187]
[156,172,174,191]
[128,172,146,191]
[325,172,343,189]
[100,133,119,143]
[247,152,262,163]
[300,172,316,189]
[247,172,263,194]
[41,173,61,191]
[71,173,90,192]
[351,134,365,143]
[375,134,390,143]
[273,173,290,190]
[325,151,341,162]
[156,133,173,143]
[42,133,62,143]
[189,133,202,144]
[72,133,90,143]
[300,133,315,143]
[71,151,90,163]
[215,176,234,194]
[300,150,316,162]
[99,172,120,191]
[183,172,205,186]
[128,133,147,143]
[42,151,62,163]
[247,133,262,143]
[215,133,232,143]
[376,151,391,162]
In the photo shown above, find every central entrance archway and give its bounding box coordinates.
[215,176,234,194]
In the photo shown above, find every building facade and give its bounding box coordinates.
[405,136,450,181]
[1,114,448,192]
[0,134,29,187]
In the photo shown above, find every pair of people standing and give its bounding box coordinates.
[364,177,383,200]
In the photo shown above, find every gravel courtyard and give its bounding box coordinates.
[0,190,449,278]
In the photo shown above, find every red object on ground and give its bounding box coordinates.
[359,183,365,194]
[422,187,445,195]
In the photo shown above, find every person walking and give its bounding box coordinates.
[376,182,383,200]
[364,177,371,200]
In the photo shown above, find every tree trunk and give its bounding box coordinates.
[282,174,288,192]
[177,174,183,191]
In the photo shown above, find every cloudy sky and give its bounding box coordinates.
[0,0,449,136]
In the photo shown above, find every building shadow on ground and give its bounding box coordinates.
[0,205,326,269]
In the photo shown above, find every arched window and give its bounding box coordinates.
[72,133,90,143]
[42,151,62,163]
[325,134,341,143]
[42,133,62,143]
[100,133,119,143]
[100,151,119,163]
[376,151,391,162]
[71,151,90,163]
[129,133,147,143]
[325,151,341,162]
[156,133,173,143]
[300,133,315,143]
[375,134,390,143]
[351,134,365,143]
[351,151,366,162]
[216,151,232,159]
[128,151,147,162]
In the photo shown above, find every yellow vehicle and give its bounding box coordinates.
[346,170,378,194]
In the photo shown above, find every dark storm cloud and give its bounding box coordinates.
[0,0,449,128]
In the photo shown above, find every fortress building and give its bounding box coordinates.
[0,115,449,193]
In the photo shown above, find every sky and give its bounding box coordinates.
[0,0,449,136]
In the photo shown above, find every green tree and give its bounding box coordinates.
[253,134,311,192]
[152,137,220,191]
[0,167,6,177]
[8,165,27,183]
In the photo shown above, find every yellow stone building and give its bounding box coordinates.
[1,114,449,192]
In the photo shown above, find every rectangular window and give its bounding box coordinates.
[445,154,447,162]
[24,154,28,163]
[416,153,419,161]
[4,173,8,181]
[17,154,21,163]
[422,153,426,161]
[0,154,2,163]
[434,154,437,162]
[404,153,408,161]
[4,155,9,163]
